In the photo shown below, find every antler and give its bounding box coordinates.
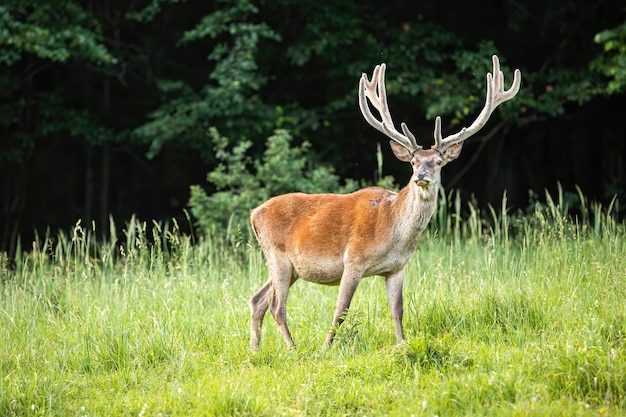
[359,64,420,153]
[434,55,522,151]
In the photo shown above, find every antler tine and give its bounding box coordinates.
[434,55,522,151]
[359,64,420,152]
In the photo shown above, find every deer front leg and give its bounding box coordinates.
[385,269,405,344]
[324,268,363,347]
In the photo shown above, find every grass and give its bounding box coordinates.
[1,190,625,416]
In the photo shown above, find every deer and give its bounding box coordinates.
[249,55,521,350]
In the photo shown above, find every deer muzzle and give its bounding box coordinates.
[414,173,430,188]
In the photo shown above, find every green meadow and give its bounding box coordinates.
[1,190,625,416]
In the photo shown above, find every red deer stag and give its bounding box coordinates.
[250,55,521,350]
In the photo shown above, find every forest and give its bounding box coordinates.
[1,0,626,257]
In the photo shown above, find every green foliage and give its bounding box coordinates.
[134,0,282,159]
[188,128,358,235]
[125,0,179,23]
[281,0,373,67]
[0,0,116,65]
[592,19,626,94]
[0,0,118,162]
[0,91,117,162]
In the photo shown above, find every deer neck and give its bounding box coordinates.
[391,181,439,244]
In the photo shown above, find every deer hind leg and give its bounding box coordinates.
[253,253,296,349]
[250,279,273,351]
[269,262,297,349]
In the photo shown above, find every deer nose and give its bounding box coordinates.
[414,173,430,187]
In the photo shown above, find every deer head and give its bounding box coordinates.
[359,55,521,198]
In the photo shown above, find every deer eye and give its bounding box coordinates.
[436,159,443,166]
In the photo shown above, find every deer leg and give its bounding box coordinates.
[269,280,296,348]
[267,257,296,348]
[250,279,273,351]
[385,269,405,344]
[324,268,363,347]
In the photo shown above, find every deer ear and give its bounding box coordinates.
[442,142,463,164]
[389,141,413,162]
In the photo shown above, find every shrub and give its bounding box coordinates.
[188,128,358,237]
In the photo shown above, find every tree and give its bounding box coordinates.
[593,20,626,95]
[133,0,282,160]
[0,0,624,258]
[0,0,117,257]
